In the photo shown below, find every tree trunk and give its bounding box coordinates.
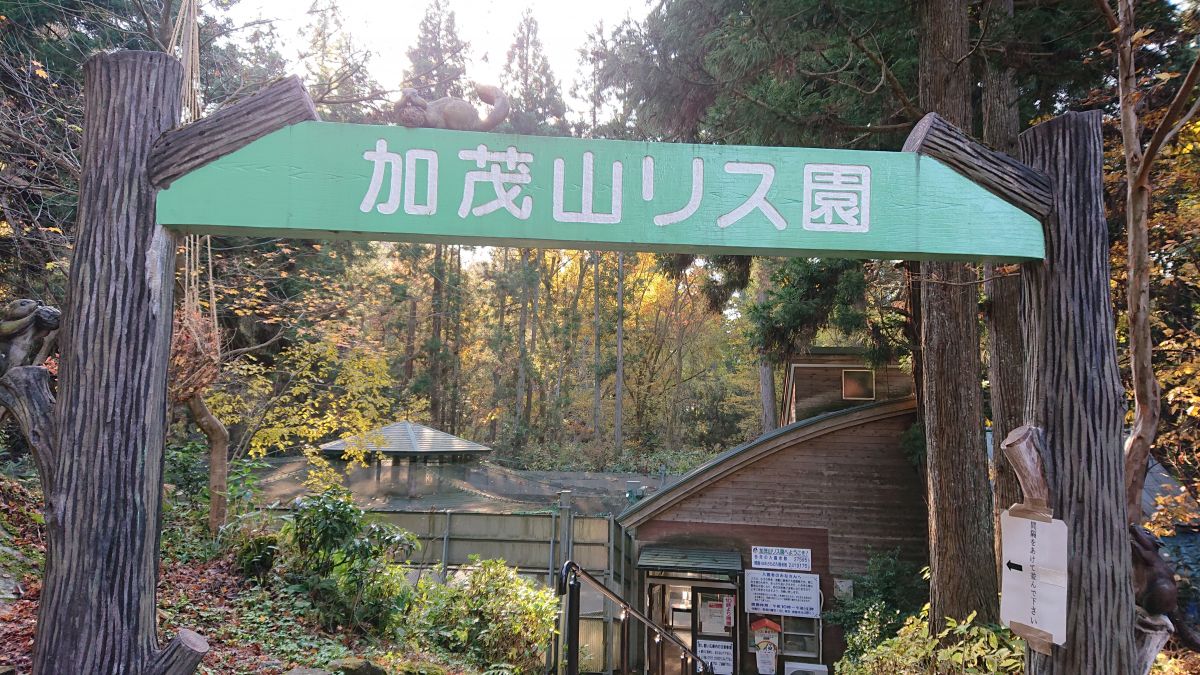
[1114,0,1160,526]
[403,294,417,385]
[593,251,602,435]
[515,248,530,448]
[430,244,444,428]
[488,248,511,444]
[981,0,1025,579]
[755,260,777,434]
[449,246,463,435]
[917,0,999,627]
[1019,109,1135,674]
[667,279,684,450]
[526,250,541,429]
[188,394,229,536]
[33,51,206,675]
[615,252,625,457]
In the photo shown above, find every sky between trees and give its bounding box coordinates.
[226,0,650,114]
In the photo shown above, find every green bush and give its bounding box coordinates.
[412,557,558,674]
[164,440,209,501]
[836,606,1024,674]
[285,487,418,635]
[824,550,928,660]
[234,532,279,581]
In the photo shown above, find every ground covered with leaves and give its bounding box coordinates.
[0,467,479,675]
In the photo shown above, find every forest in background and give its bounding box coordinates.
[2,0,1200,506]
[5,0,1200,673]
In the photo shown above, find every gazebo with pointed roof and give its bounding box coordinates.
[319,420,491,463]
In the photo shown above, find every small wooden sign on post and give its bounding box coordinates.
[999,425,1069,655]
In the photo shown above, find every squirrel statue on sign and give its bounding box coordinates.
[393,83,509,131]
[0,298,60,376]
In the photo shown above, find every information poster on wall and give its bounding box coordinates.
[745,570,821,618]
[695,640,734,675]
[756,644,777,675]
[701,601,726,634]
[752,545,813,572]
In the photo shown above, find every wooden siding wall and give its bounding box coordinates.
[647,411,926,576]
[787,360,914,424]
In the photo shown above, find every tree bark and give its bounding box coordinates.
[593,251,602,436]
[903,113,1051,220]
[1019,110,1135,673]
[514,248,530,448]
[755,260,777,434]
[404,294,417,385]
[615,252,625,457]
[449,246,463,435]
[917,0,1000,627]
[148,75,317,189]
[430,244,444,428]
[32,51,206,675]
[1114,0,1160,526]
[188,394,229,536]
[980,0,1026,581]
[0,367,56,489]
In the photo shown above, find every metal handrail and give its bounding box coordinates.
[556,559,713,675]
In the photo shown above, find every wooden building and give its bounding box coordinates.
[779,347,914,425]
[617,397,926,673]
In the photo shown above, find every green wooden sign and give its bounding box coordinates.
[156,121,1043,261]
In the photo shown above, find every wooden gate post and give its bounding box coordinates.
[24,51,206,675]
[1017,111,1135,672]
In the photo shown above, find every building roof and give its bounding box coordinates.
[618,397,919,528]
[256,456,661,516]
[319,421,491,458]
[637,545,744,574]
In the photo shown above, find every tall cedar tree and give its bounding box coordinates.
[916,0,999,628]
[405,0,468,100]
[501,9,569,136]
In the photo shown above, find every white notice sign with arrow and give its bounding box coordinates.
[999,510,1068,648]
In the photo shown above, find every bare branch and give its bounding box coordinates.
[1138,53,1200,185]
[1093,0,1120,32]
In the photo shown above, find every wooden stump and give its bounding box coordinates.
[1018,111,1135,673]
[1133,610,1173,675]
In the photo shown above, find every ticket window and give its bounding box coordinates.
[749,614,821,667]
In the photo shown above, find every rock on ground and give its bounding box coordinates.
[328,657,388,675]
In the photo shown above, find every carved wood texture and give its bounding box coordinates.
[148,75,318,189]
[904,112,1053,221]
[31,51,197,675]
[1019,110,1135,673]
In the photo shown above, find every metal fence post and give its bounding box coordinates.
[620,611,630,675]
[566,573,581,675]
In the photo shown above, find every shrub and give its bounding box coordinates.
[164,440,209,501]
[412,557,558,674]
[824,550,928,659]
[836,606,1024,675]
[235,532,279,581]
[284,487,418,635]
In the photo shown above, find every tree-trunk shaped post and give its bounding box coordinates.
[1018,110,1135,672]
[22,51,208,674]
